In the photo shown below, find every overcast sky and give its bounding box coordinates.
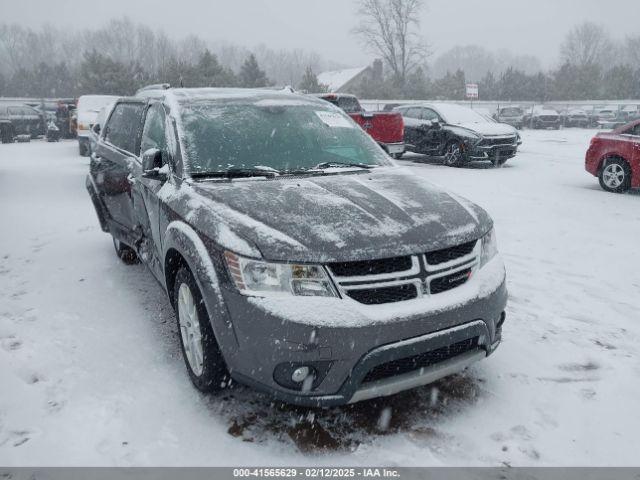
[2,0,638,68]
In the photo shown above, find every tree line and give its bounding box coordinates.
[1,12,639,101]
[0,18,336,98]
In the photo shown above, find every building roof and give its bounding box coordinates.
[317,66,369,92]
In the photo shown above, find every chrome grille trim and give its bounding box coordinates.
[326,240,480,304]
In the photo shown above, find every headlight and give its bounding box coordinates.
[224,251,337,298]
[460,131,482,144]
[480,228,498,268]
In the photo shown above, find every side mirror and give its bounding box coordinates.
[142,148,167,180]
[92,123,100,135]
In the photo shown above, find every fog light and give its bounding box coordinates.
[291,366,311,383]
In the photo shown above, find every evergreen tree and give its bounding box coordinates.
[298,66,327,93]
[195,49,237,87]
[78,50,131,95]
[239,54,270,88]
[402,67,430,100]
[602,65,636,99]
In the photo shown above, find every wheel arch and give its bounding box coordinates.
[598,153,630,175]
[163,221,240,349]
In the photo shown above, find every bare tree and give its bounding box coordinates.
[353,0,428,84]
[623,36,640,67]
[560,22,612,67]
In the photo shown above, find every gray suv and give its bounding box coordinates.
[86,88,507,406]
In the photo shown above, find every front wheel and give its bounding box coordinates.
[599,158,631,193]
[391,152,403,159]
[173,266,229,392]
[443,141,464,167]
[492,157,508,167]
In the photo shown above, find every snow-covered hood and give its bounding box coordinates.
[183,167,492,263]
[449,122,517,137]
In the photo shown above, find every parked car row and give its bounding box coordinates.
[85,87,507,406]
[0,98,79,143]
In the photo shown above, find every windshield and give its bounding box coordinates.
[436,104,489,124]
[500,107,522,116]
[178,99,392,174]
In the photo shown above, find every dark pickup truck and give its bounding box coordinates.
[317,93,405,158]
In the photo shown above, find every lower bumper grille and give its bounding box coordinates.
[362,337,480,383]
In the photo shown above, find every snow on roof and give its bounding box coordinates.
[317,66,368,92]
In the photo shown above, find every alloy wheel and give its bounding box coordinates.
[177,283,204,376]
[444,143,462,165]
[602,163,625,189]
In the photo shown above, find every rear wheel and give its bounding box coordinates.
[112,238,139,264]
[599,158,631,193]
[443,141,464,167]
[173,266,229,392]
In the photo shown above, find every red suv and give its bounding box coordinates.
[585,120,640,193]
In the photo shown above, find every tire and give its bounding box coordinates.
[443,141,464,167]
[391,152,403,160]
[112,238,139,264]
[492,157,508,167]
[173,266,229,392]
[79,140,88,157]
[599,157,632,193]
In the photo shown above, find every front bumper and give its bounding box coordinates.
[468,142,519,161]
[214,257,508,406]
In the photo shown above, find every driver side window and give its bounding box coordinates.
[140,104,167,156]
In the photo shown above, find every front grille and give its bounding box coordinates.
[346,284,417,305]
[479,136,516,146]
[425,240,476,265]
[362,337,479,383]
[538,115,558,122]
[330,240,478,305]
[328,255,412,277]
[429,268,472,294]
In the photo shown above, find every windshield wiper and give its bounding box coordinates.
[191,167,279,179]
[313,161,376,170]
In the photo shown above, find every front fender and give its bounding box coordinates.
[163,221,240,352]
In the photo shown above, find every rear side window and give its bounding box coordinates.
[405,108,421,119]
[105,103,145,154]
[421,108,440,121]
[336,97,362,113]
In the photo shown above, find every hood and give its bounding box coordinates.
[182,167,492,263]
[451,122,516,136]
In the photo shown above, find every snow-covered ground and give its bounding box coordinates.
[1,129,639,466]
